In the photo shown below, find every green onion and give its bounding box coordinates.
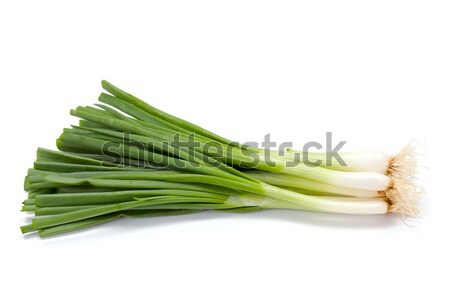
[20,81,421,237]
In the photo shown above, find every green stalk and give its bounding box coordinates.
[34,162,135,173]
[77,126,257,183]
[35,189,229,207]
[57,132,252,182]
[71,106,269,170]
[32,174,240,194]
[38,213,122,238]
[36,148,118,167]
[35,195,226,215]
[41,173,263,193]
[101,80,244,149]
[98,93,187,133]
[38,210,201,238]
[31,196,236,229]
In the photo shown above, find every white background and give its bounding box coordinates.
[1,1,449,298]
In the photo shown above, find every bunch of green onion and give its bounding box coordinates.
[21,81,422,237]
